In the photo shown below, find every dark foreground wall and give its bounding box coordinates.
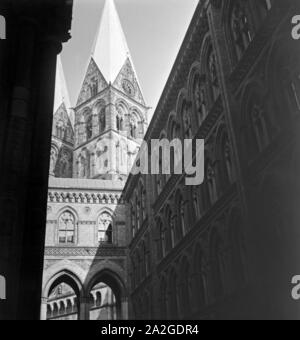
[125,0,300,320]
[0,0,73,320]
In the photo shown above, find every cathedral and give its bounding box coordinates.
[41,0,300,321]
[42,0,148,320]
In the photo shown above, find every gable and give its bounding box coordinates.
[113,58,145,106]
[76,58,108,107]
[53,103,74,144]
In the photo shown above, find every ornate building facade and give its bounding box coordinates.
[124,0,300,320]
[41,0,148,320]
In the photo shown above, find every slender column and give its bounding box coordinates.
[79,297,90,320]
[40,297,48,321]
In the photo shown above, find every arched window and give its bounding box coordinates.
[182,102,192,138]
[207,162,218,205]
[53,303,59,317]
[96,292,102,307]
[58,211,75,244]
[136,194,141,230]
[131,203,136,238]
[243,92,270,160]
[47,305,52,319]
[116,114,124,131]
[98,212,113,244]
[230,0,253,61]
[99,107,106,133]
[166,207,175,249]
[193,75,208,126]
[218,132,234,191]
[86,113,93,140]
[55,119,65,139]
[59,301,65,316]
[207,49,220,102]
[157,219,166,259]
[129,117,138,138]
[193,189,201,220]
[90,78,98,97]
[66,299,73,314]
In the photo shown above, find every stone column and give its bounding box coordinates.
[79,297,90,320]
[40,297,48,321]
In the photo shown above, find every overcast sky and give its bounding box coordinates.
[60,0,198,115]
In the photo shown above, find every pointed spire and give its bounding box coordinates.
[91,0,133,83]
[54,56,74,126]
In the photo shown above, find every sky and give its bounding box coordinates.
[60,0,199,116]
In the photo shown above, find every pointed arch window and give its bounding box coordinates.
[193,75,208,126]
[99,107,106,133]
[86,114,93,140]
[130,120,137,139]
[193,189,201,220]
[131,204,136,238]
[90,78,98,97]
[207,49,220,102]
[158,220,166,259]
[116,105,126,131]
[230,1,253,61]
[98,212,113,244]
[58,211,76,244]
[207,163,218,205]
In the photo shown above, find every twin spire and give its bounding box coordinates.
[54,0,143,118]
[91,0,133,84]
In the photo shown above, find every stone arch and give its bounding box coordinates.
[84,264,127,320]
[215,123,235,191]
[96,210,115,245]
[240,80,271,163]
[187,61,207,127]
[42,268,83,320]
[42,260,85,298]
[166,111,178,140]
[176,89,190,138]
[55,206,79,221]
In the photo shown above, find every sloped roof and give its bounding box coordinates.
[91,0,134,84]
[54,56,74,126]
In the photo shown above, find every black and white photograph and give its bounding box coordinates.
[0,0,300,323]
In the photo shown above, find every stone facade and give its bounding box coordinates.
[124,0,300,320]
[41,0,148,320]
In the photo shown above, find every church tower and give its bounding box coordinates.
[74,0,148,181]
[50,56,74,178]
[43,0,148,320]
